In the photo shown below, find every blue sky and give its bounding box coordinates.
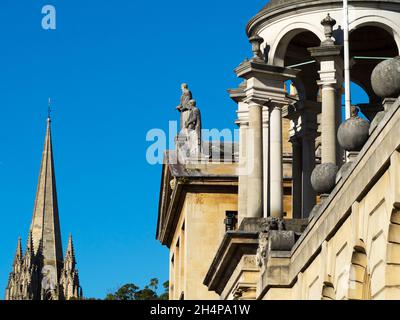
[0,0,369,299]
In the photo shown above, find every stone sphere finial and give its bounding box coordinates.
[371,57,400,98]
[249,35,264,61]
[321,13,336,45]
[337,107,370,152]
[311,163,338,195]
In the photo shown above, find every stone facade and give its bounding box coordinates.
[157,0,400,300]
[5,119,82,300]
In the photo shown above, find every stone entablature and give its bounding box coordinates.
[246,2,400,70]
[204,230,259,298]
[247,0,400,43]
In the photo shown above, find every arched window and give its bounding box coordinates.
[348,242,371,300]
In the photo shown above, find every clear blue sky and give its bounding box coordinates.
[0,0,368,299]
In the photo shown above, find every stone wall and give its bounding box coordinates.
[169,192,238,300]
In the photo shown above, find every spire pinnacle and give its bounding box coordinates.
[48,97,52,121]
[26,232,34,254]
[67,234,74,254]
[14,237,23,261]
[64,234,76,270]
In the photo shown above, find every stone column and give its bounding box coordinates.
[229,85,249,223]
[302,132,317,216]
[238,120,249,220]
[336,88,344,167]
[320,83,337,164]
[269,105,283,218]
[247,102,263,218]
[235,58,299,219]
[289,101,319,218]
[262,106,270,218]
[308,43,343,196]
[309,15,343,165]
[290,137,302,219]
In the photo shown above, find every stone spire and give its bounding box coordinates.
[64,234,76,270]
[60,234,82,299]
[29,117,64,278]
[5,117,82,300]
[13,237,23,265]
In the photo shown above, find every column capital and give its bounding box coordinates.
[228,82,247,104]
[235,59,300,107]
[309,45,344,88]
[235,59,299,81]
[289,108,319,140]
[289,134,302,145]
[235,118,249,128]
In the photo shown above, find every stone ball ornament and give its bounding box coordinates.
[311,163,338,195]
[337,108,370,152]
[371,56,400,98]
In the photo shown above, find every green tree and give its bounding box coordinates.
[159,281,169,300]
[105,279,169,300]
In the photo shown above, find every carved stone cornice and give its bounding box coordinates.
[235,59,300,107]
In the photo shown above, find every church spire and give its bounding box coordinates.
[6,113,82,300]
[14,237,23,263]
[29,118,63,278]
[64,234,76,270]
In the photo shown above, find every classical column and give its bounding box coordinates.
[320,83,337,164]
[336,88,345,166]
[289,101,319,218]
[302,131,317,215]
[262,106,270,218]
[247,101,263,218]
[269,105,283,218]
[235,53,299,219]
[308,13,343,197]
[290,136,302,218]
[238,120,249,220]
[229,85,249,223]
[309,42,342,164]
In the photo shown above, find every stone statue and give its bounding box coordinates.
[256,232,269,267]
[256,217,286,267]
[185,99,202,145]
[175,89,203,161]
[41,266,56,300]
[176,83,192,130]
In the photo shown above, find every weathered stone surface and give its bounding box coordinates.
[371,57,400,98]
[369,111,385,135]
[311,163,338,194]
[336,161,353,183]
[337,116,370,152]
[269,230,295,251]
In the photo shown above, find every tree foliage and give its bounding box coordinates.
[105,278,169,300]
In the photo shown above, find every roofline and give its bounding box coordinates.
[203,231,259,294]
[156,177,238,248]
[246,0,400,37]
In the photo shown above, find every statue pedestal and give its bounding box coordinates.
[175,130,206,164]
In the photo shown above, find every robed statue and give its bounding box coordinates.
[41,265,56,300]
[185,99,202,147]
[176,83,192,130]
